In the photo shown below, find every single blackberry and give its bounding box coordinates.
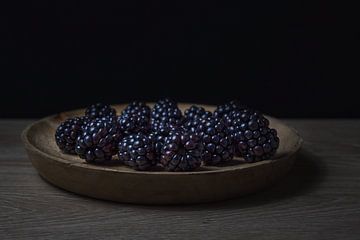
[183,106,212,133]
[55,117,84,154]
[195,117,234,165]
[118,101,151,135]
[184,105,212,120]
[118,113,151,135]
[224,109,280,162]
[75,119,121,163]
[118,133,156,170]
[152,98,178,112]
[121,101,151,116]
[85,103,116,119]
[151,99,183,132]
[148,123,180,157]
[160,130,203,171]
[213,100,244,118]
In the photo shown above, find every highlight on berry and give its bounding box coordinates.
[54,100,280,171]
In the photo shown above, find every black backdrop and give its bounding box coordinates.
[1,1,359,118]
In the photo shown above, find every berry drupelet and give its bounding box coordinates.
[213,100,244,118]
[85,103,116,119]
[195,117,234,165]
[224,109,280,162]
[118,133,156,170]
[55,117,84,154]
[118,101,151,135]
[75,119,121,163]
[184,105,212,121]
[160,130,203,171]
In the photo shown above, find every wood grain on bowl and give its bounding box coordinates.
[21,104,302,204]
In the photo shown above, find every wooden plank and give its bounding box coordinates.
[0,119,360,240]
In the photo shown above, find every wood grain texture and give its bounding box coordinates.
[1,119,360,240]
[21,104,301,204]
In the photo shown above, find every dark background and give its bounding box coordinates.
[1,1,359,118]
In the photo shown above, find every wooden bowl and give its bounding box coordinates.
[21,104,302,205]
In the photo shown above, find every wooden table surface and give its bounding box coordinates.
[1,119,359,240]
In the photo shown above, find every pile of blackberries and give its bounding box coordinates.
[55,100,280,171]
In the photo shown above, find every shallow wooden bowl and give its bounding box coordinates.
[22,104,302,205]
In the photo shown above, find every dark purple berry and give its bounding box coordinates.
[213,100,244,118]
[151,99,183,132]
[160,130,203,171]
[75,118,122,163]
[55,117,84,154]
[118,133,156,170]
[224,108,280,162]
[195,117,234,165]
[118,102,151,135]
[184,105,212,121]
[85,103,116,119]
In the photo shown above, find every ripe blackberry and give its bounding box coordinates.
[195,117,234,165]
[152,98,178,111]
[75,119,121,163]
[224,109,280,162]
[121,101,151,116]
[151,99,183,132]
[118,133,156,170]
[184,105,212,120]
[183,106,212,133]
[160,130,203,171]
[118,101,151,135]
[148,122,181,157]
[213,100,244,118]
[85,103,116,119]
[55,117,84,154]
[118,113,151,135]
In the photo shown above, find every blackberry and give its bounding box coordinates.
[151,99,183,131]
[148,123,180,156]
[184,105,212,120]
[118,133,156,170]
[195,117,234,165]
[85,103,116,119]
[118,113,151,135]
[118,101,151,135]
[152,98,178,111]
[75,119,121,163]
[121,101,151,116]
[213,100,244,118]
[183,106,212,133]
[224,109,280,162]
[55,117,84,154]
[160,130,203,171]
